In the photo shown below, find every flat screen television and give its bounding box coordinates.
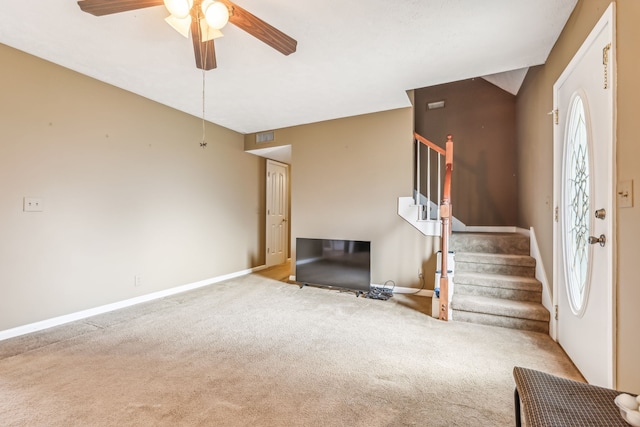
[295,238,371,293]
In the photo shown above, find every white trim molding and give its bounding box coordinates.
[0,266,267,341]
[526,227,555,340]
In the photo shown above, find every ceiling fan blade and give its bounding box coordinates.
[191,15,217,70]
[218,0,297,56]
[77,0,164,16]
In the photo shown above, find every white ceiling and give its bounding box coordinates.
[0,0,577,134]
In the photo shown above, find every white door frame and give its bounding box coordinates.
[552,2,616,387]
[265,159,290,267]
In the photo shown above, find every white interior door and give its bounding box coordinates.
[266,159,289,267]
[553,3,615,388]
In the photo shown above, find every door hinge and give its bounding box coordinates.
[551,109,559,125]
[555,305,558,320]
[555,206,559,222]
[603,43,611,89]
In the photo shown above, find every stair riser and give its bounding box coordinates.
[456,261,535,277]
[451,234,529,255]
[451,297,549,322]
[456,284,542,303]
[453,310,549,334]
[454,253,536,267]
[454,275,542,293]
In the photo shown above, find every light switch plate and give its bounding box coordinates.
[617,180,633,208]
[23,197,44,212]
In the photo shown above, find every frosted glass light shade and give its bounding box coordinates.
[165,14,192,38]
[199,18,224,42]
[202,0,229,30]
[164,0,193,19]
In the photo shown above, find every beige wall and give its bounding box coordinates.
[247,108,440,289]
[517,0,640,391]
[0,44,264,331]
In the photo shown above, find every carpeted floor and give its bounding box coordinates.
[0,268,582,426]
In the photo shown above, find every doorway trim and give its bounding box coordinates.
[552,2,616,387]
[265,159,290,267]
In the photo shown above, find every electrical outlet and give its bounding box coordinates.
[23,197,44,212]
[134,275,142,287]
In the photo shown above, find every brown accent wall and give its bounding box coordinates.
[415,78,517,226]
[517,0,640,391]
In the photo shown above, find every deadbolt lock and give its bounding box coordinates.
[595,209,606,220]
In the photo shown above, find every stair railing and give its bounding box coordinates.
[414,133,445,221]
[414,132,454,321]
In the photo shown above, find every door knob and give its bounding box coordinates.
[588,234,606,247]
[595,209,606,219]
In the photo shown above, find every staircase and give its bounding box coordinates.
[450,232,550,333]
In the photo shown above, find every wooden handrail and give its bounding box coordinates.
[414,132,446,156]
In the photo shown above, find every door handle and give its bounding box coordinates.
[588,234,606,247]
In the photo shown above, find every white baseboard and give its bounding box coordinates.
[527,227,555,340]
[0,266,267,342]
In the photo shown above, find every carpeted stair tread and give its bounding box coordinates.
[454,272,542,292]
[455,252,535,267]
[452,294,550,322]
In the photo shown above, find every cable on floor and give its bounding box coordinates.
[364,280,395,300]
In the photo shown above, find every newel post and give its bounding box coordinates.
[439,134,454,321]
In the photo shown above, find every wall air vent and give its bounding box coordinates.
[427,100,446,110]
[256,131,275,144]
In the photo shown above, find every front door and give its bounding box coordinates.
[553,3,615,388]
[266,160,289,267]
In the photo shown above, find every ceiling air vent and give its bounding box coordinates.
[256,131,275,144]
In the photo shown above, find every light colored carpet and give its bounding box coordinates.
[0,271,582,426]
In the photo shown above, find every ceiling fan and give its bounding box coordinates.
[77,0,297,70]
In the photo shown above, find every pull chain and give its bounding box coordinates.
[200,67,207,148]
[199,6,208,148]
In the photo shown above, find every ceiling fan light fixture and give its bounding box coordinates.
[165,14,192,38]
[199,19,225,42]
[202,0,230,30]
[164,0,193,19]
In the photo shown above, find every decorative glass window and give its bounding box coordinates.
[562,94,591,315]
